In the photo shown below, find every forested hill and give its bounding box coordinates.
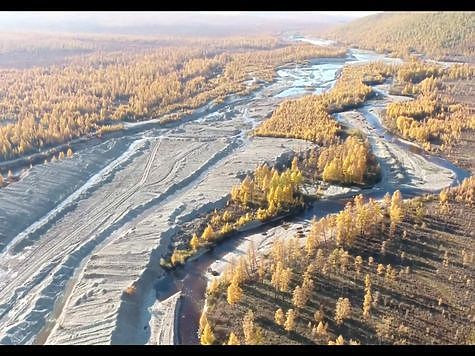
[327,12,475,62]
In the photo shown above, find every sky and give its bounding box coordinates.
[0,12,381,34]
[0,11,380,25]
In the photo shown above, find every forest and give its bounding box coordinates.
[384,59,475,151]
[0,36,345,161]
[194,32,475,345]
[168,131,381,267]
[254,62,392,143]
[168,159,306,267]
[257,54,475,155]
[201,178,475,344]
[328,12,475,61]
[0,11,474,347]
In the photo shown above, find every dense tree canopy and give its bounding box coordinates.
[0,36,345,161]
[329,12,475,60]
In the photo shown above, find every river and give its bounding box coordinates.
[151,39,471,344]
[0,37,469,345]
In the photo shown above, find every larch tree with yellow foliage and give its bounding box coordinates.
[363,287,372,319]
[190,233,200,251]
[275,308,285,326]
[292,285,307,309]
[389,190,404,233]
[201,225,215,242]
[334,297,351,326]
[199,311,208,335]
[328,335,345,345]
[242,309,263,345]
[200,321,216,345]
[284,309,297,332]
[227,332,240,345]
[227,277,243,305]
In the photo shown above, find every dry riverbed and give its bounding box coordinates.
[0,57,318,345]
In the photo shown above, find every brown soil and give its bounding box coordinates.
[206,195,475,345]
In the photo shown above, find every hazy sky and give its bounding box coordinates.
[0,11,379,24]
[0,11,381,34]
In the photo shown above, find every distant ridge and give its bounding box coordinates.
[327,12,475,62]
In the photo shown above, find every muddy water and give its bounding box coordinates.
[157,41,471,344]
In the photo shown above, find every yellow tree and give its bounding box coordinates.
[323,160,340,182]
[231,185,241,203]
[275,308,285,326]
[363,288,372,319]
[66,147,73,157]
[220,223,233,235]
[305,262,317,277]
[271,261,283,296]
[390,190,404,230]
[364,274,372,293]
[239,176,255,206]
[234,257,249,284]
[206,278,220,297]
[439,188,449,205]
[301,274,314,301]
[199,311,208,335]
[314,308,325,324]
[279,267,292,294]
[227,277,243,305]
[355,194,370,234]
[291,170,303,190]
[291,156,299,172]
[271,239,285,267]
[242,309,262,345]
[292,285,306,309]
[316,321,327,336]
[190,233,200,251]
[200,322,215,345]
[284,309,297,332]
[328,248,341,271]
[246,240,258,274]
[340,250,350,273]
[227,332,240,345]
[335,207,354,246]
[368,256,374,268]
[328,335,345,345]
[305,217,320,257]
[201,225,215,242]
[354,256,363,276]
[334,297,351,325]
[383,192,391,215]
